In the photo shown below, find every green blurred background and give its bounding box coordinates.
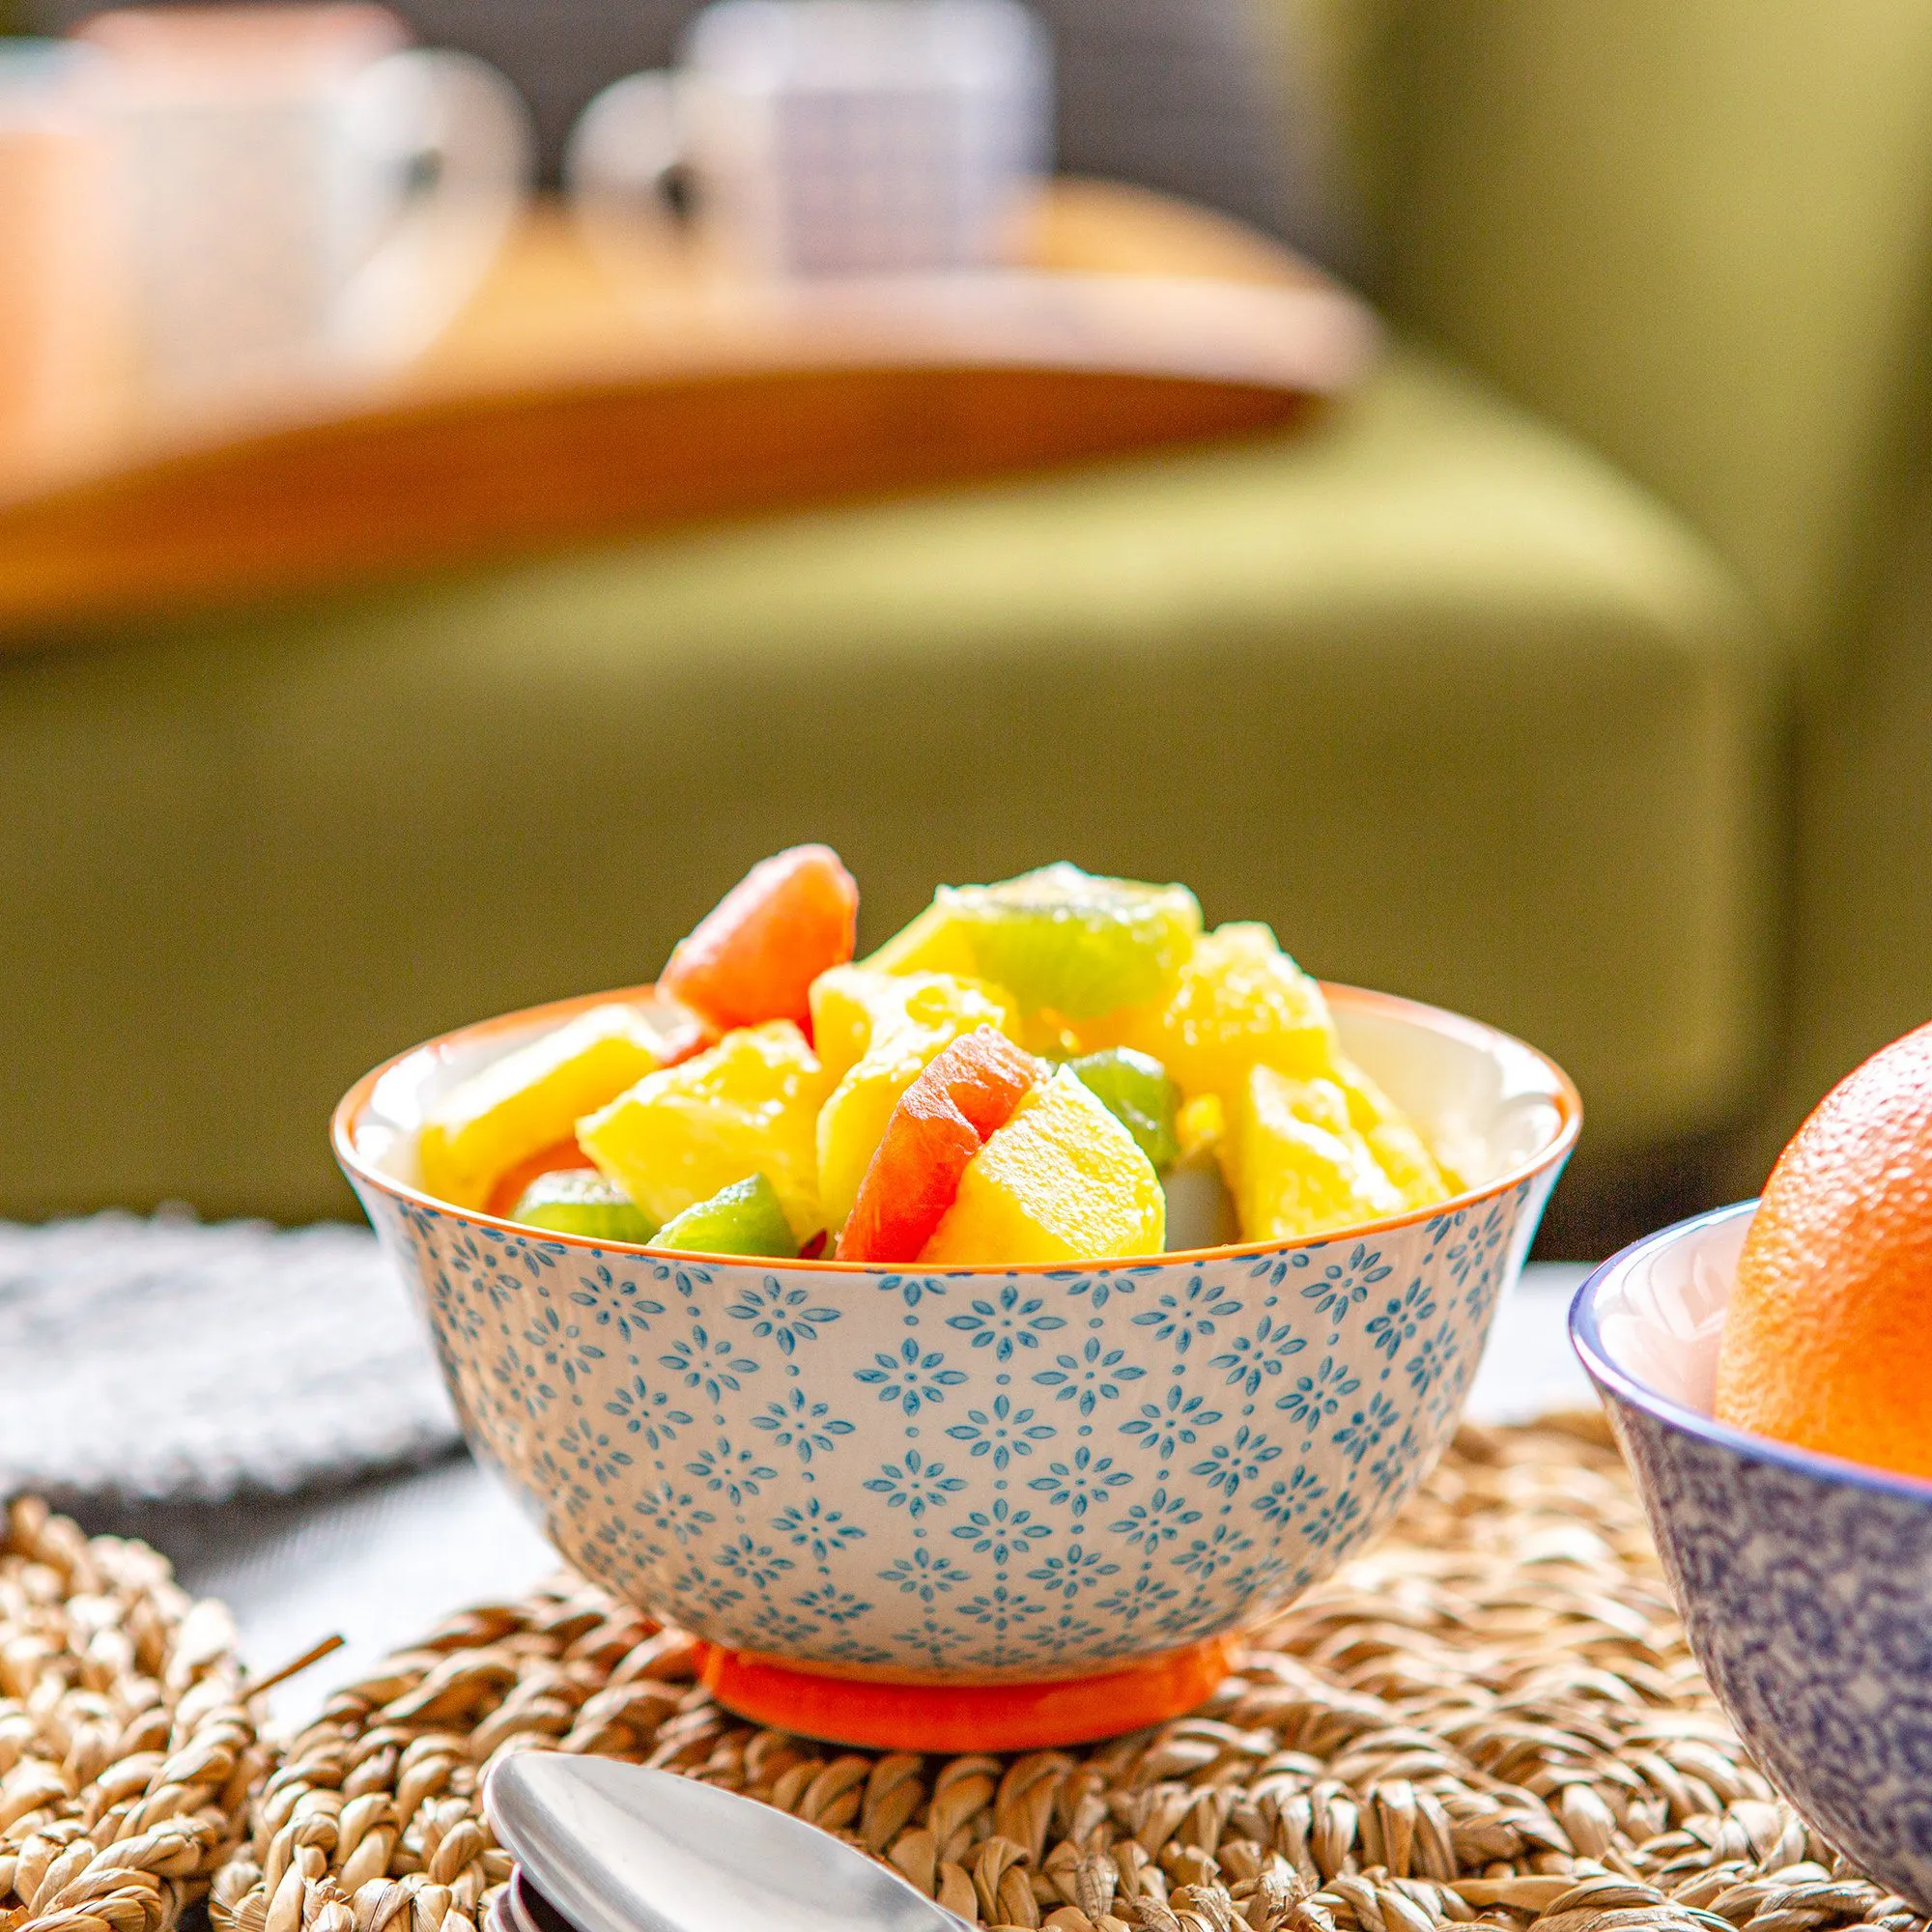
[7,0,1932,1254]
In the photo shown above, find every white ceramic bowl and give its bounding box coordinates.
[337,981,1577,1748]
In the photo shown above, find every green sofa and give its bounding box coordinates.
[10,0,1922,1248]
[1316,0,1932,1196]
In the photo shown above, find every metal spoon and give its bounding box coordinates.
[484,1752,964,1932]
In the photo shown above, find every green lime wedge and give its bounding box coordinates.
[653,1173,799,1259]
[939,864,1201,1019]
[511,1170,659,1243]
[1065,1047,1181,1172]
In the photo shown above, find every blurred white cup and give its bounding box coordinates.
[566,0,1052,280]
[78,4,534,412]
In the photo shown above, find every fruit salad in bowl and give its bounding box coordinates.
[337,849,1578,1748]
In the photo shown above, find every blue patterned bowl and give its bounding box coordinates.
[336,981,1577,1749]
[1573,1207,1932,1912]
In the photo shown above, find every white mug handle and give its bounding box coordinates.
[563,70,695,267]
[335,47,534,367]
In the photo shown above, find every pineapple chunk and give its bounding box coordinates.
[418,1004,676,1209]
[579,1021,833,1240]
[861,898,981,978]
[810,965,1012,1083]
[1230,1065,1408,1242]
[810,967,1021,1231]
[1332,1053,1457,1208]
[809,968,892,1087]
[921,1065,1165,1265]
[1090,923,1339,1104]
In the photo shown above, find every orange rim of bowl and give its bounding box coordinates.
[331,979,1583,1275]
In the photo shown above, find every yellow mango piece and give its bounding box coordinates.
[579,1021,833,1240]
[810,967,1021,1230]
[1231,1065,1407,1242]
[922,1065,1165,1265]
[1089,923,1339,1105]
[861,899,980,979]
[418,1005,672,1209]
[1332,1054,1457,1208]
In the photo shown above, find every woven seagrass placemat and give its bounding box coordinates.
[202,1417,1928,1932]
[0,1498,267,1932]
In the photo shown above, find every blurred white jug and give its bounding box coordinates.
[78,4,533,412]
[566,0,1051,280]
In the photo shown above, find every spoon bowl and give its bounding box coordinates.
[485,1752,961,1932]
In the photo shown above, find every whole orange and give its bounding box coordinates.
[1716,1020,1932,1479]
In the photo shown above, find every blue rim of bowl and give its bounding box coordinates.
[1569,1201,1932,1505]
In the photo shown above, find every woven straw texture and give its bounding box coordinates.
[205,1418,1929,1932]
[0,1499,266,1932]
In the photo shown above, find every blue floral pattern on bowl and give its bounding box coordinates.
[356,1174,1554,1681]
[339,979,1577,1691]
[1574,1205,1932,1915]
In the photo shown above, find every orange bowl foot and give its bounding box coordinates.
[693,1636,1237,1750]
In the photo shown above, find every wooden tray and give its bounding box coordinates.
[0,182,1377,636]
